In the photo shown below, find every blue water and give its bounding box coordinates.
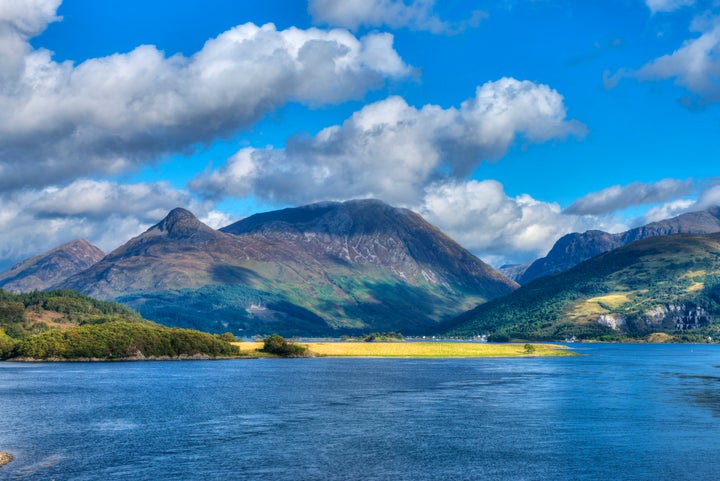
[1,344,719,480]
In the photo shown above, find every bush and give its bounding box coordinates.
[0,330,17,360]
[488,334,510,343]
[261,334,309,357]
[219,332,236,342]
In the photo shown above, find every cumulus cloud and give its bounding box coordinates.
[633,15,720,102]
[190,78,586,205]
[563,178,694,216]
[645,0,695,13]
[640,199,696,223]
[633,178,720,223]
[0,4,410,193]
[0,0,60,84]
[417,180,590,265]
[0,179,225,269]
[695,181,720,208]
[308,0,486,34]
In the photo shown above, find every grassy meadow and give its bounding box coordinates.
[233,341,575,358]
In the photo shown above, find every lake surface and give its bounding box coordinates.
[1,344,720,480]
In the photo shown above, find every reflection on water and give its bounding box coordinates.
[672,372,720,417]
[0,344,719,480]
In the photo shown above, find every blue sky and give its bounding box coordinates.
[1,0,719,270]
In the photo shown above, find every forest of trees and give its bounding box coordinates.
[0,289,239,360]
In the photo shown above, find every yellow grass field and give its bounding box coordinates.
[233,341,575,358]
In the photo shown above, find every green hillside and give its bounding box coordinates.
[0,289,239,360]
[444,233,720,342]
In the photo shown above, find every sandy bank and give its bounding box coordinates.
[0,452,12,467]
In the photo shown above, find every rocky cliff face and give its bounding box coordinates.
[519,206,720,284]
[596,304,711,333]
[0,239,105,293]
[641,304,711,331]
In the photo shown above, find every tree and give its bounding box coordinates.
[219,332,236,342]
[261,334,309,357]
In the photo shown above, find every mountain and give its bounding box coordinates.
[444,232,720,341]
[498,263,531,282]
[59,201,517,336]
[60,208,244,298]
[0,239,105,293]
[220,199,514,298]
[518,206,720,284]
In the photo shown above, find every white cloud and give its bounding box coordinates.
[308,0,486,34]
[0,0,60,83]
[190,78,586,205]
[640,199,696,223]
[0,179,224,268]
[634,15,720,102]
[417,180,622,265]
[645,0,695,14]
[0,4,411,193]
[563,179,694,216]
[696,182,720,208]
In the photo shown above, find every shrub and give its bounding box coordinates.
[488,334,510,343]
[261,334,309,357]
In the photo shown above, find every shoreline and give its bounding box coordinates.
[0,452,12,467]
[3,354,256,363]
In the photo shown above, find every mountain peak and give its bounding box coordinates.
[150,207,219,241]
[158,207,199,231]
[220,198,411,236]
[0,239,105,293]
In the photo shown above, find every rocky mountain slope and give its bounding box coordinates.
[59,200,517,336]
[445,232,720,341]
[0,240,105,293]
[518,206,720,284]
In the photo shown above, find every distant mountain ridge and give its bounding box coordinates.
[57,200,517,336]
[518,206,720,284]
[0,240,105,293]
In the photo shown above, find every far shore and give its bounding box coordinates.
[1,342,575,362]
[0,452,12,467]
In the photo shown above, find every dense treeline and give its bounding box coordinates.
[0,289,142,338]
[4,321,239,360]
[0,289,240,360]
[341,331,405,342]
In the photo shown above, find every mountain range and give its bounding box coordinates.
[52,200,516,336]
[3,201,720,340]
[507,206,720,284]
